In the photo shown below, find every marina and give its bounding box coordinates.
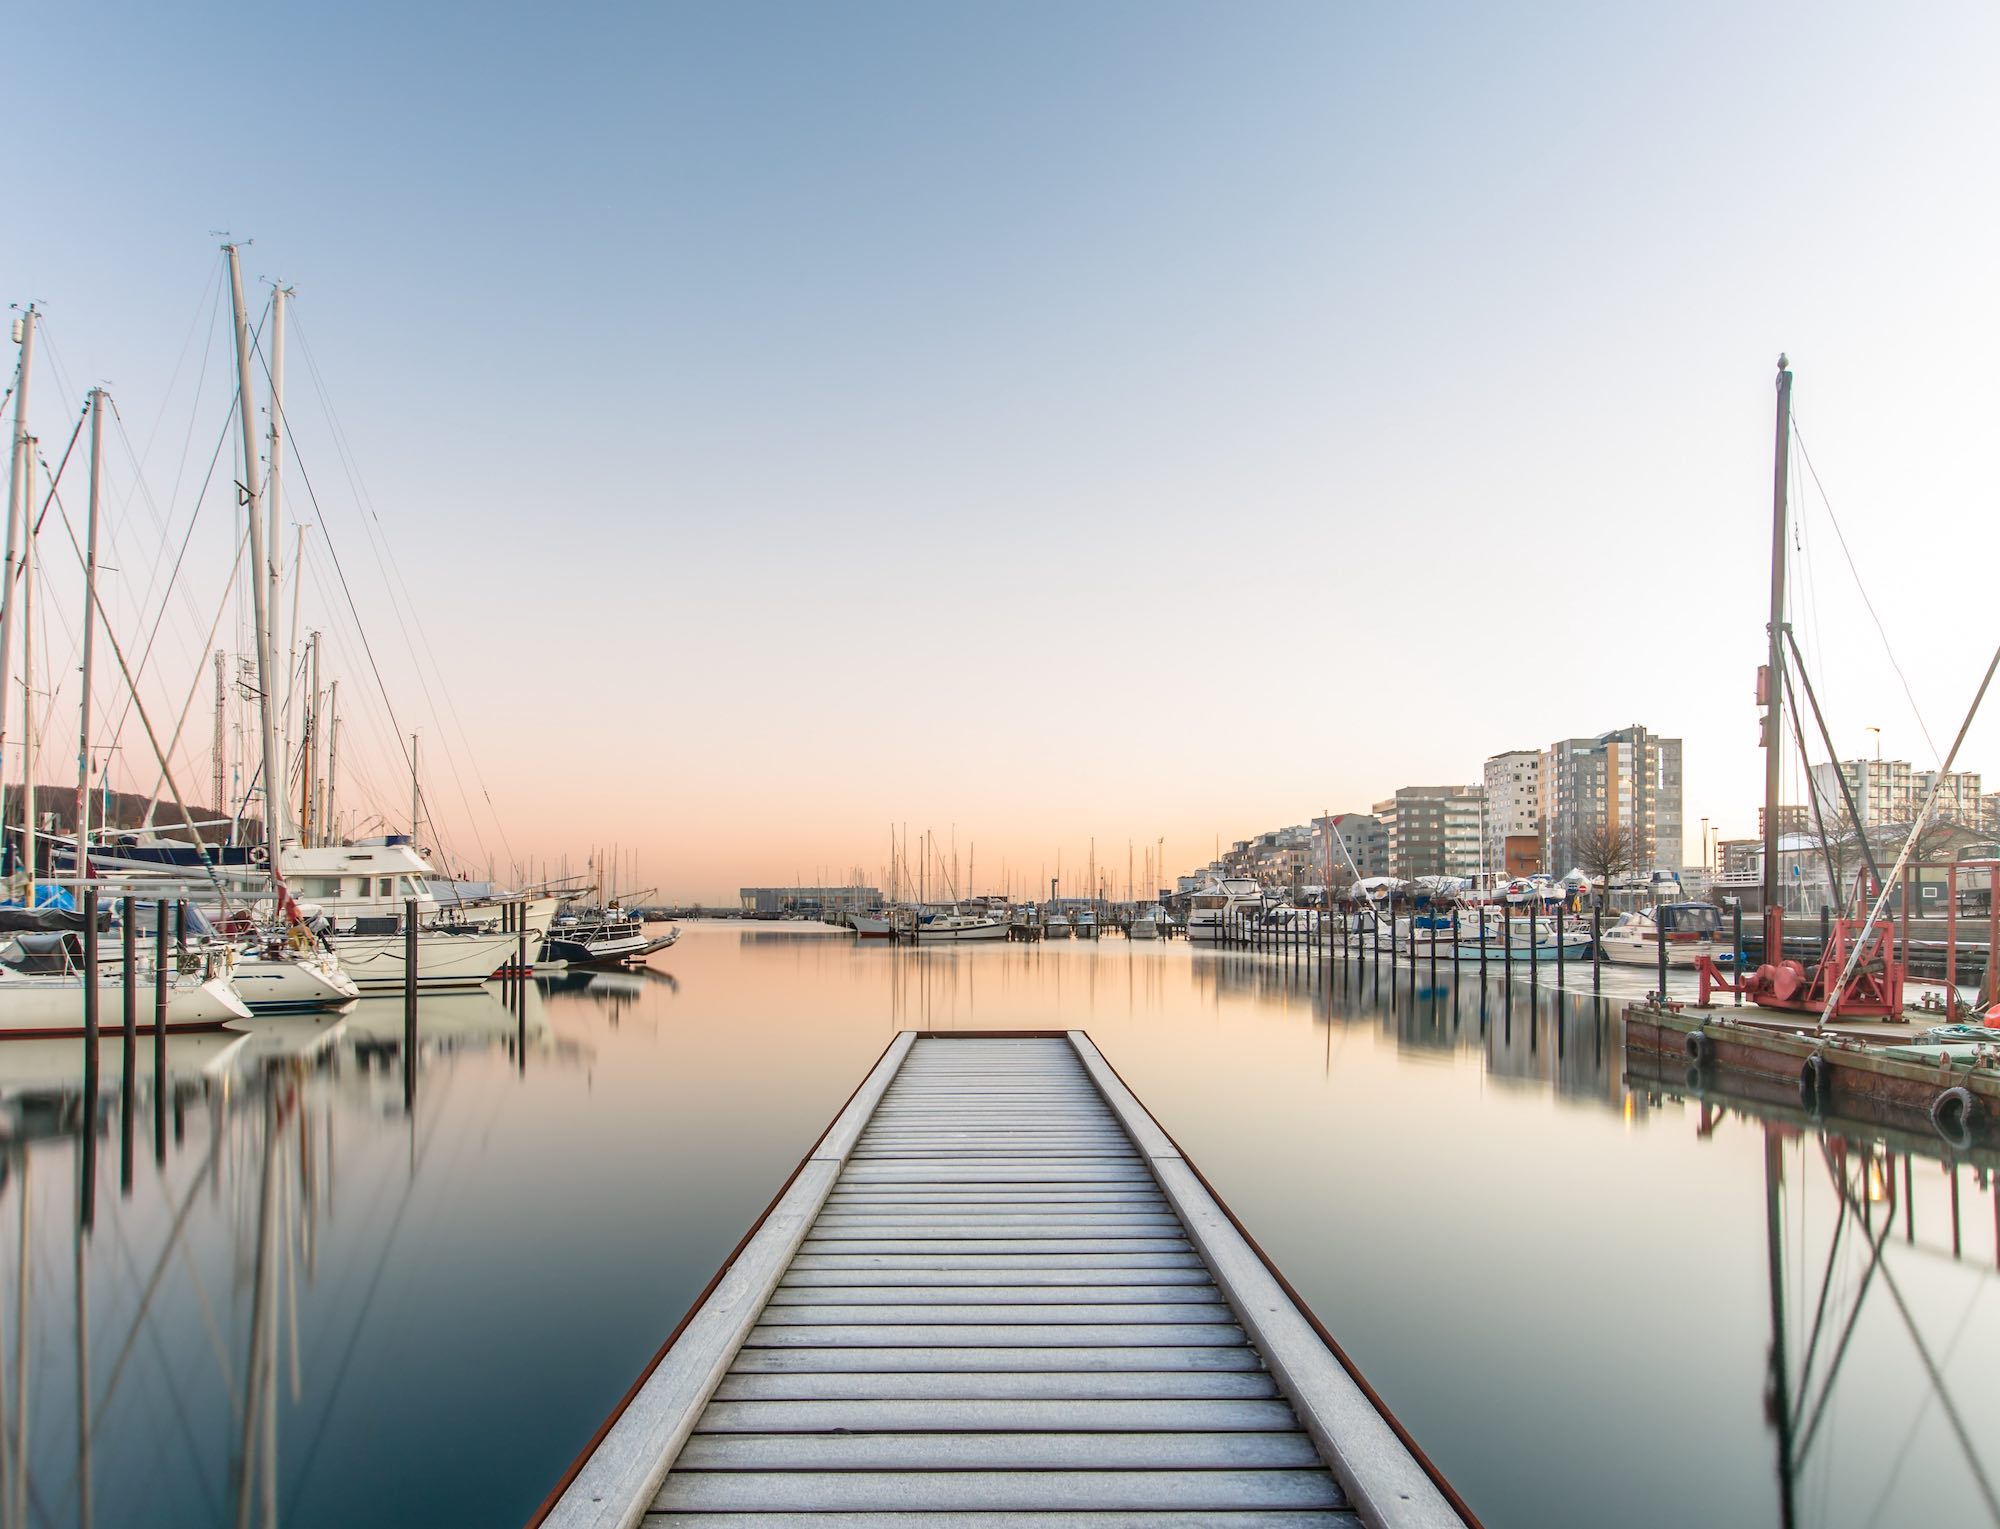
[7,6,1999,1524]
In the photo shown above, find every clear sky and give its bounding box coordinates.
[7,1,1999,899]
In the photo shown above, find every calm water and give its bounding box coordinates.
[4,922,1997,1528]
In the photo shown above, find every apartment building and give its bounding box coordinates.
[1371,786,1485,879]
[1540,725,1684,876]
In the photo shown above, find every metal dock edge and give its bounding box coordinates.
[536,1030,1471,1529]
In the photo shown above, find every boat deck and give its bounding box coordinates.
[543,1032,1465,1529]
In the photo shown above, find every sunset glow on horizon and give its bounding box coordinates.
[9,1,2000,898]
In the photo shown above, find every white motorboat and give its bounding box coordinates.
[1073,909,1099,939]
[1129,906,1162,940]
[1454,912,1592,962]
[916,910,1009,943]
[1187,877,1264,942]
[1598,903,1725,967]
[1042,913,1072,938]
[851,912,893,938]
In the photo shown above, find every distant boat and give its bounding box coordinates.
[1073,909,1099,940]
[1129,906,1162,940]
[1187,877,1263,942]
[916,910,1008,943]
[1043,912,1072,939]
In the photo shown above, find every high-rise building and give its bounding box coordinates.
[1311,813,1388,881]
[1482,750,1541,874]
[1539,725,1683,877]
[1808,758,1984,830]
[1371,786,1485,879]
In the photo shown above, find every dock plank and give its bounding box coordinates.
[653,1467,1346,1513]
[675,1429,1321,1470]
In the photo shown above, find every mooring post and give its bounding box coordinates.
[1592,900,1602,992]
[82,886,100,1228]
[1733,901,1744,1006]
[1656,908,1669,998]
[403,897,418,1107]
[154,899,169,1164]
[1557,902,1566,988]
[121,895,137,1196]
[1504,903,1513,983]
[516,898,528,991]
[1479,904,1488,978]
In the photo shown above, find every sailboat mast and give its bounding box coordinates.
[267,283,287,729]
[322,684,339,845]
[299,632,319,845]
[212,650,226,817]
[0,306,35,813]
[19,436,34,902]
[225,242,285,854]
[1762,356,1793,928]
[75,389,106,885]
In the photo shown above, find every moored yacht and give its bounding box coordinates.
[1186,876,1264,941]
[1598,903,1725,966]
[916,909,1008,943]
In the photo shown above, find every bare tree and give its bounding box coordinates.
[1804,799,1864,909]
[1574,819,1640,892]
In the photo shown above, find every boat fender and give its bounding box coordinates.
[1799,1053,1831,1112]
[1932,1085,1979,1150]
[1684,1029,1711,1065]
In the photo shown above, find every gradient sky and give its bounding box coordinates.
[7,1,1999,898]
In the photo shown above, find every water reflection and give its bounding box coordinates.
[0,927,1990,1527]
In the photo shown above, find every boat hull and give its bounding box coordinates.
[330,931,517,990]
[0,974,251,1039]
[228,951,361,1011]
[915,922,1009,943]
[1600,938,1717,968]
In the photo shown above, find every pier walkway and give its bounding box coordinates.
[542,1032,1466,1529]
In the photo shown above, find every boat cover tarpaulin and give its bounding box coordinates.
[0,905,108,933]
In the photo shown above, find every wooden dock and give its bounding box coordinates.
[540,1032,1468,1529]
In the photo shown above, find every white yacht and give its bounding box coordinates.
[1598,903,1724,967]
[1454,912,1592,962]
[1129,906,1162,940]
[1042,912,1072,938]
[1186,877,1264,941]
[915,909,1009,943]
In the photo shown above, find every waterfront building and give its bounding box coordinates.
[1758,804,1812,837]
[1807,757,1986,832]
[1311,813,1388,882]
[1539,725,1683,877]
[1372,786,1484,879]
[1482,749,1542,874]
